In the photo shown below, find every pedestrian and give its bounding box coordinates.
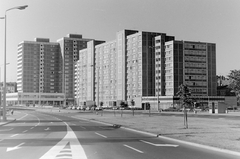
[11,109,14,115]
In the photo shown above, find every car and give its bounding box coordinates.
[95,107,103,111]
[71,106,76,110]
[227,107,237,110]
[163,107,179,112]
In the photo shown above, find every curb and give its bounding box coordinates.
[0,118,16,126]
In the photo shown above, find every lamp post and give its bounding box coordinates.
[91,64,99,108]
[1,5,28,121]
[0,63,10,109]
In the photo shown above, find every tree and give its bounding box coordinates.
[228,70,240,107]
[176,84,194,129]
[120,101,125,107]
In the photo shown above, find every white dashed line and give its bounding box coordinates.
[30,127,34,129]
[80,126,86,129]
[17,114,28,120]
[124,144,144,153]
[95,132,107,138]
[23,130,28,133]
[10,134,19,137]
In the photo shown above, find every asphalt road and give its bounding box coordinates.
[0,110,239,159]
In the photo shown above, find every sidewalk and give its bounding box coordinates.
[0,117,16,126]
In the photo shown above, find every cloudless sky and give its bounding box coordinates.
[0,0,240,82]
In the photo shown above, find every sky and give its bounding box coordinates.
[0,0,240,82]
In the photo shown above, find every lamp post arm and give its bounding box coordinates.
[6,5,28,12]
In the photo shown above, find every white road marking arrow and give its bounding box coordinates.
[140,140,179,147]
[40,122,87,159]
[44,127,50,131]
[7,142,25,152]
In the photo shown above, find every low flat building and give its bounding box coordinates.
[6,92,64,107]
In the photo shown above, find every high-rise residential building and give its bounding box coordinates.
[75,30,174,106]
[164,41,216,96]
[74,29,217,110]
[75,40,105,106]
[8,38,64,106]
[17,38,62,93]
[126,32,174,101]
[57,34,93,105]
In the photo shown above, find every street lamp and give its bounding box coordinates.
[1,5,28,121]
[91,64,99,108]
[0,63,10,108]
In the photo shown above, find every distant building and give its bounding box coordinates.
[17,38,62,93]
[75,40,105,106]
[9,38,64,106]
[164,41,216,96]
[217,85,235,96]
[0,82,17,106]
[74,29,218,110]
[57,34,93,105]
[216,75,235,100]
[217,75,230,86]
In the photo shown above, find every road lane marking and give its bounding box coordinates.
[17,114,28,120]
[44,127,50,131]
[0,139,4,142]
[0,128,14,131]
[7,142,25,152]
[124,144,144,153]
[40,121,87,159]
[23,130,28,133]
[95,132,107,138]
[140,140,179,147]
[80,126,86,129]
[10,134,19,137]
[30,127,34,129]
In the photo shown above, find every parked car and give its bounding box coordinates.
[163,107,179,112]
[227,107,238,110]
[95,107,103,111]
